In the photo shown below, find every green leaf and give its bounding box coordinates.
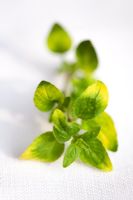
[52,109,80,143]
[34,81,64,112]
[76,40,98,72]
[63,143,79,167]
[47,23,72,53]
[82,112,118,152]
[20,132,64,162]
[77,137,112,171]
[72,81,109,119]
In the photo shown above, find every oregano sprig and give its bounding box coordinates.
[20,23,118,172]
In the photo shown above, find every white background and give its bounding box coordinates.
[0,0,133,199]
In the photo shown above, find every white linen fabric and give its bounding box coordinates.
[0,0,133,199]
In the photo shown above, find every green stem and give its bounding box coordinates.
[63,72,72,96]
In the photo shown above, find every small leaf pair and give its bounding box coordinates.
[52,109,80,143]
[47,23,98,73]
[63,127,112,171]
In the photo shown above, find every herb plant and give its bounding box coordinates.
[20,23,118,171]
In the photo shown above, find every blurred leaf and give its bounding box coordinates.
[20,132,64,162]
[82,112,118,152]
[63,143,79,167]
[52,109,80,143]
[76,40,98,72]
[34,81,64,112]
[72,81,109,119]
[47,23,72,53]
[58,61,77,73]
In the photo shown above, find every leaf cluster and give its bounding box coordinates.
[20,23,118,171]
